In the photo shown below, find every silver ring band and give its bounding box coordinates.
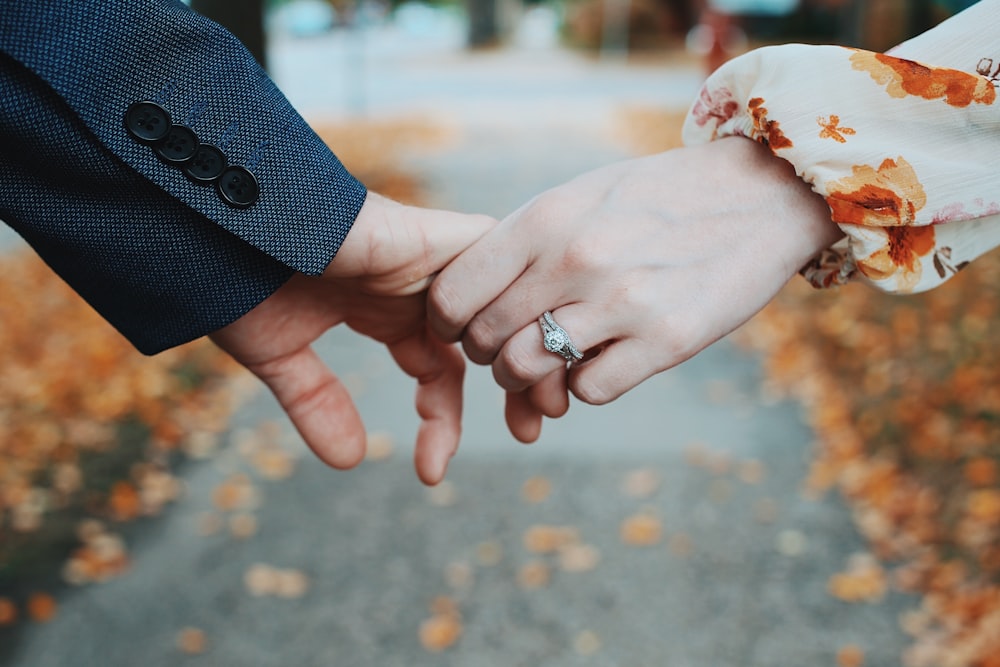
[538,310,583,363]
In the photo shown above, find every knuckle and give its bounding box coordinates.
[497,344,539,388]
[570,373,615,406]
[529,190,575,220]
[462,319,500,365]
[428,279,467,337]
[652,316,701,364]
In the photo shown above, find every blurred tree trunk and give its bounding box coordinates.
[191,0,268,70]
[466,0,500,48]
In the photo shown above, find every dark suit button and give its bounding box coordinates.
[217,166,259,208]
[154,124,199,164]
[184,144,228,183]
[124,102,171,144]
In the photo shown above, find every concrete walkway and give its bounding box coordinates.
[2,18,916,667]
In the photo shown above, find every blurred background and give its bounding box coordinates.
[2,1,998,666]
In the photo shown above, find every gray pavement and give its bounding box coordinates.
[2,17,916,667]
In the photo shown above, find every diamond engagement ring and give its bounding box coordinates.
[538,311,583,363]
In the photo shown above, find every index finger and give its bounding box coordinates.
[427,213,532,343]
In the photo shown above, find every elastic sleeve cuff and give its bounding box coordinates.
[682,43,1000,294]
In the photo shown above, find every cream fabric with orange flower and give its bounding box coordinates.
[682,0,1000,293]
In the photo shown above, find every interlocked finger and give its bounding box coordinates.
[492,304,609,394]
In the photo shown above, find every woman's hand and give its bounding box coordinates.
[428,138,842,442]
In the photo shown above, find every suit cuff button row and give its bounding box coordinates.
[125,101,258,208]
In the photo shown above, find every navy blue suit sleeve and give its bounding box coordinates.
[0,0,368,354]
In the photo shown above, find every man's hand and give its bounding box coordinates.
[210,193,494,485]
[428,138,842,442]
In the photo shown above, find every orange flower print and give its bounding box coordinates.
[825,157,927,227]
[818,115,856,143]
[855,225,936,291]
[747,98,793,150]
[850,51,996,107]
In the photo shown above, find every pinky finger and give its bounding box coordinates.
[525,368,570,419]
[505,389,543,444]
[505,367,570,443]
[568,338,671,406]
[389,331,466,486]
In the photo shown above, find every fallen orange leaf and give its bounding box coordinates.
[0,598,18,626]
[620,513,663,547]
[26,593,57,623]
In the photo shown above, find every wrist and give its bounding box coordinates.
[715,137,843,277]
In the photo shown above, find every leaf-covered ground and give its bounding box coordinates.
[620,106,1000,666]
[0,248,246,598]
[741,259,1000,667]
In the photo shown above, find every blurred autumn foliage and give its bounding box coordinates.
[0,250,246,594]
[742,258,1000,667]
[0,119,437,624]
[311,117,451,206]
[624,106,1000,666]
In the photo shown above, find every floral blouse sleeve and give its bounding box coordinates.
[682,0,1000,293]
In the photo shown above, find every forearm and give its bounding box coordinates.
[0,55,295,355]
[0,0,367,353]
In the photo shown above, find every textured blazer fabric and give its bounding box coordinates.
[0,0,367,354]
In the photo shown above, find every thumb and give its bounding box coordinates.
[326,192,496,293]
[402,205,498,279]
